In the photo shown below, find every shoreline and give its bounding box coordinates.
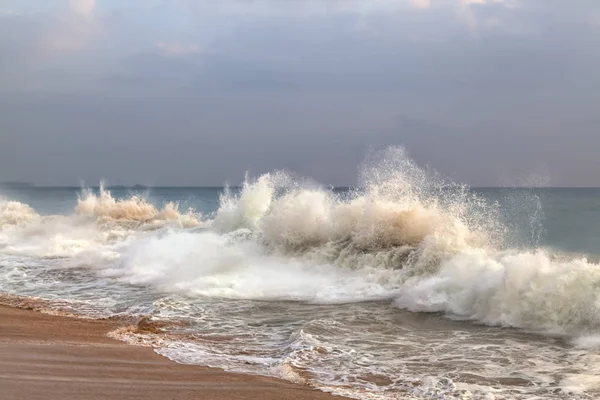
[0,304,351,400]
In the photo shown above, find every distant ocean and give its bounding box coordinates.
[1,147,599,399]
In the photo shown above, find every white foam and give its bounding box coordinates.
[76,184,201,227]
[3,147,600,400]
[572,334,600,349]
[0,199,39,228]
[2,147,600,338]
[112,229,401,302]
[0,185,202,259]
[395,249,600,333]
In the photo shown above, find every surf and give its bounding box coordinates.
[2,147,600,338]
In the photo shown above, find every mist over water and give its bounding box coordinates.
[1,147,600,399]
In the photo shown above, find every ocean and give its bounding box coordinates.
[1,148,599,399]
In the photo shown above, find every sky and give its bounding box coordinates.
[0,0,599,187]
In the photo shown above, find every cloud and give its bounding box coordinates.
[460,0,513,5]
[411,0,431,9]
[175,0,523,35]
[457,0,518,33]
[179,0,418,16]
[176,0,518,17]
[45,0,98,51]
[3,0,600,186]
[70,0,95,16]
[157,42,201,56]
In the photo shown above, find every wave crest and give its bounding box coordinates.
[2,147,600,338]
[212,148,497,272]
[113,147,600,336]
[76,185,200,228]
[0,200,39,228]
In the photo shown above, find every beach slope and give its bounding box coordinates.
[0,305,348,400]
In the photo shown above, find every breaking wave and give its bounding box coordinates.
[2,147,600,338]
[76,184,200,228]
[108,147,600,338]
[0,199,39,228]
[0,185,201,259]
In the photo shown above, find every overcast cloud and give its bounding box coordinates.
[0,0,599,186]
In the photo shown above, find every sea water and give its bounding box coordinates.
[1,147,599,399]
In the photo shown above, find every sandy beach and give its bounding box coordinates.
[0,305,348,400]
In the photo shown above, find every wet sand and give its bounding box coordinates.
[0,305,349,400]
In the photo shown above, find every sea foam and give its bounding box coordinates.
[2,147,600,338]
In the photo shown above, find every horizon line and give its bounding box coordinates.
[3,184,600,190]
